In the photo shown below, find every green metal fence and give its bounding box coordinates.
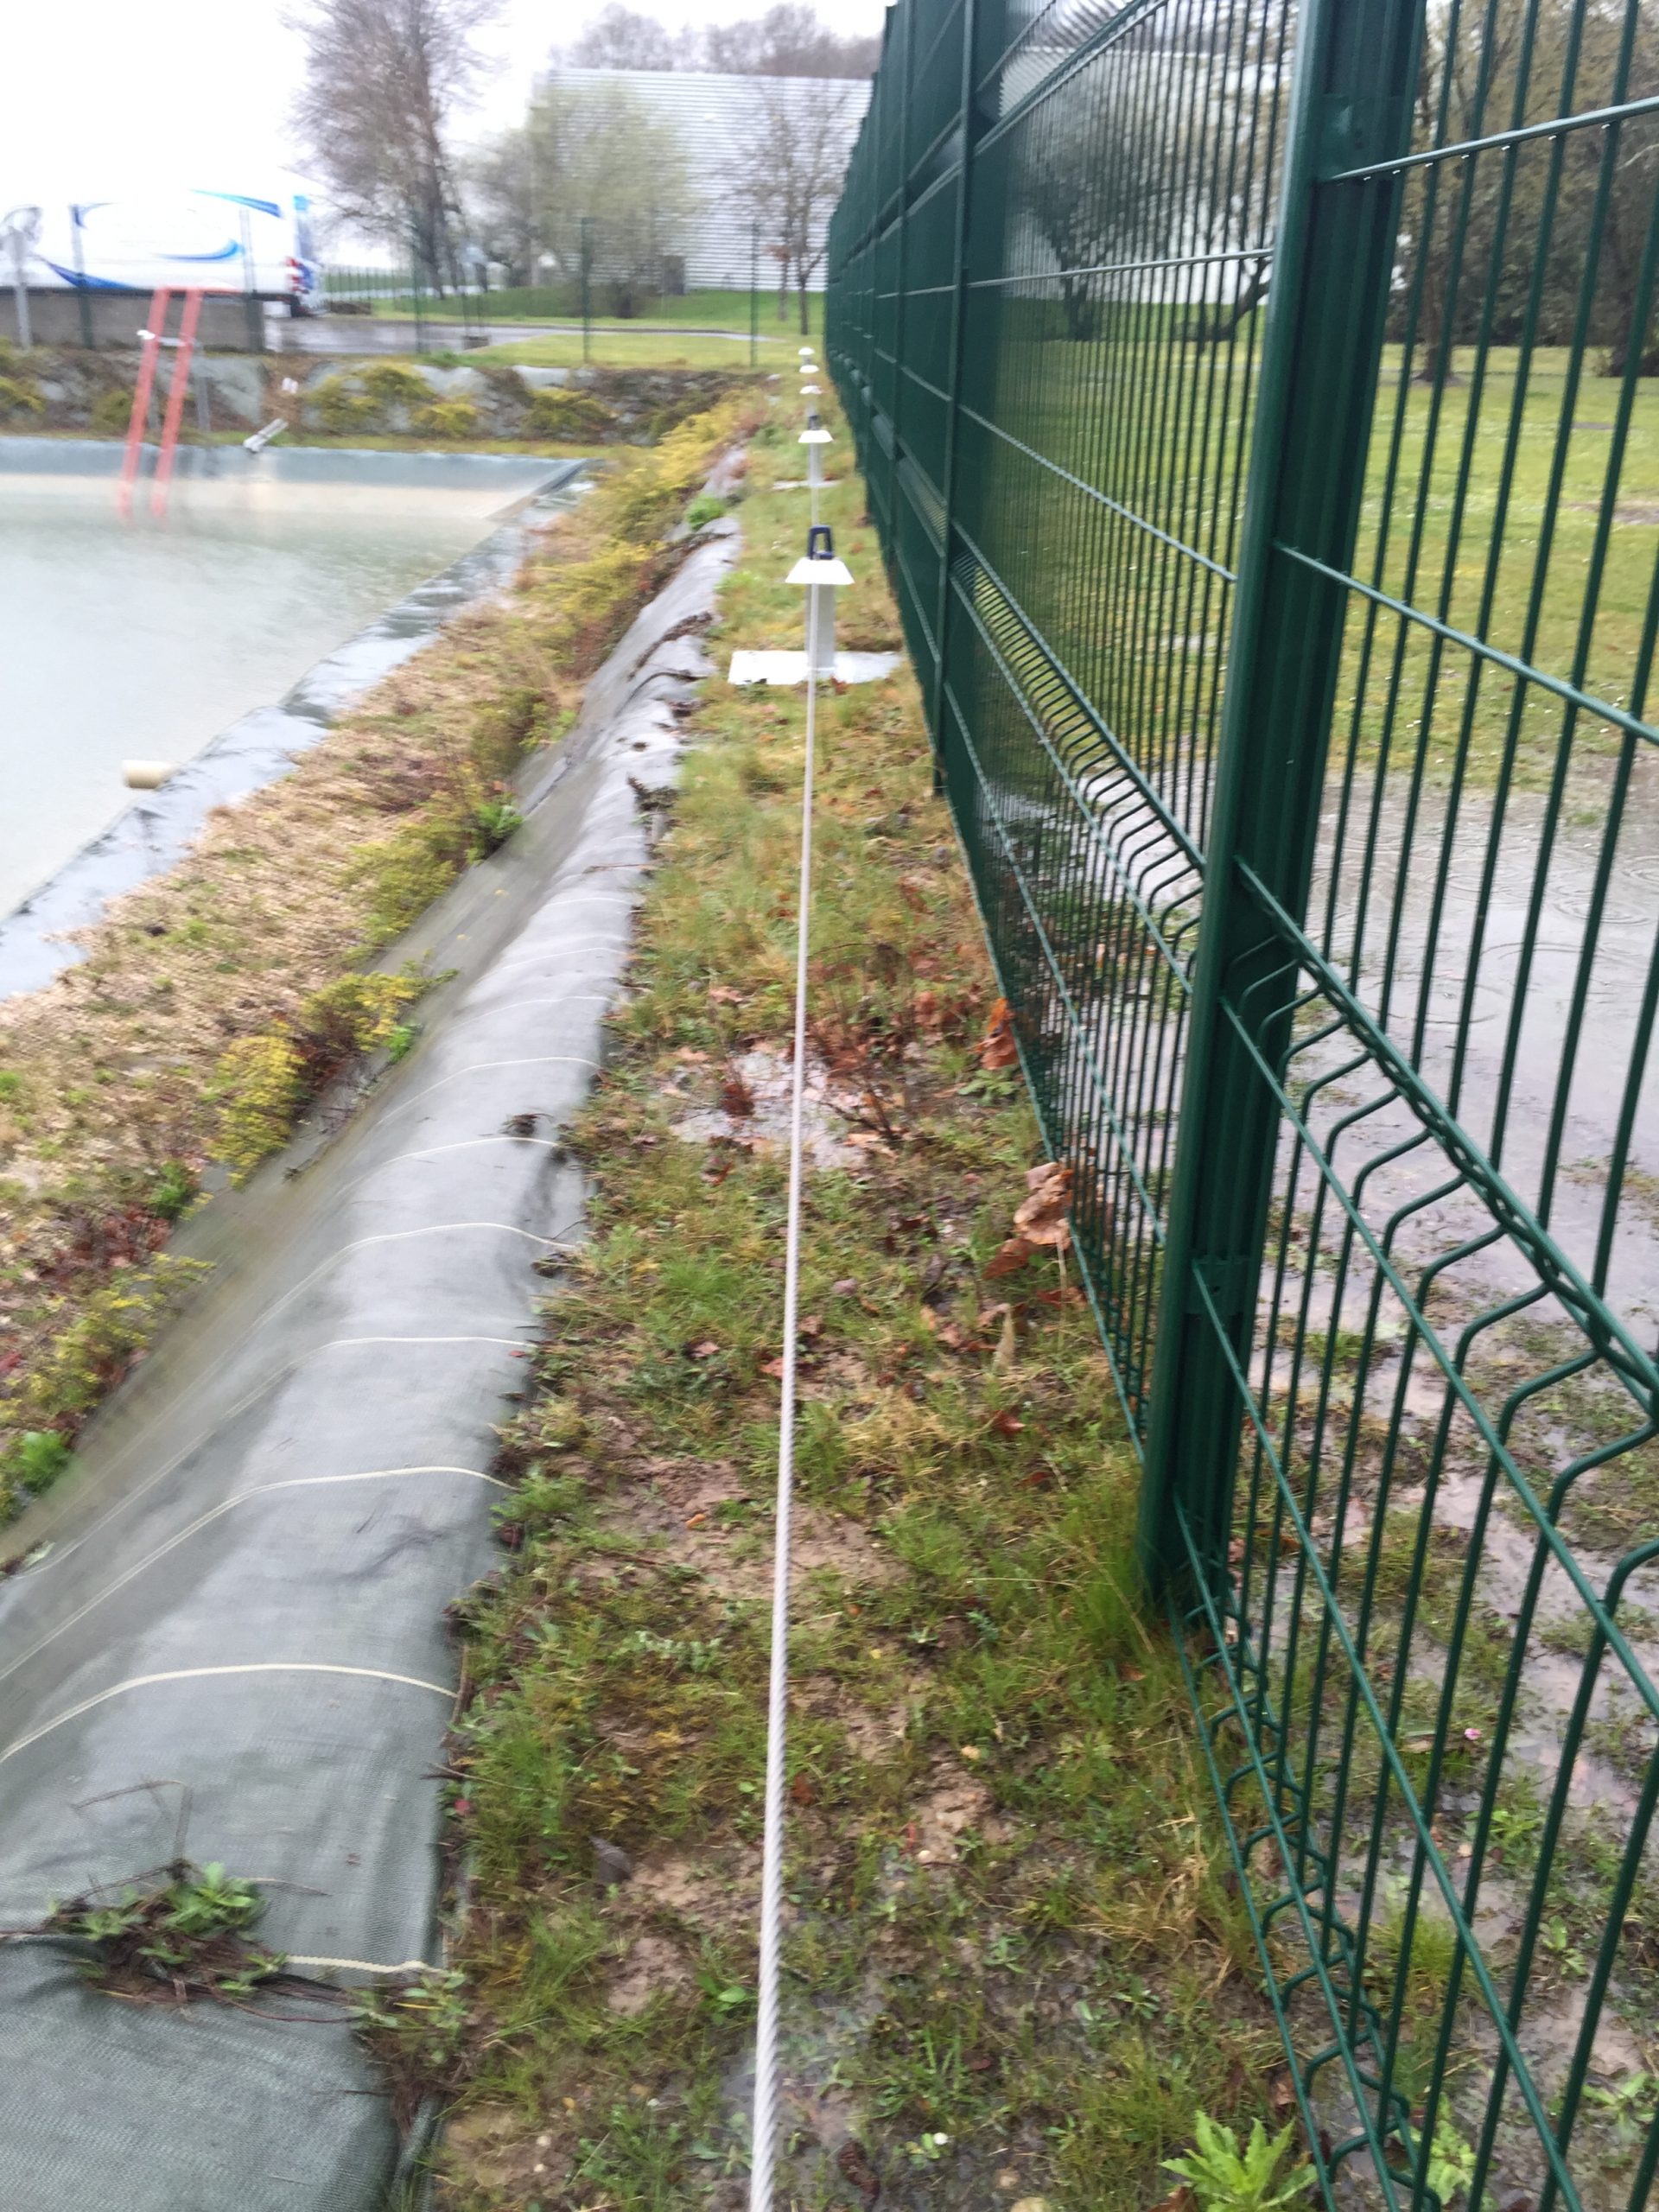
[827,0,1659,2204]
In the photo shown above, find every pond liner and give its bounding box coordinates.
[0,518,741,2209]
[0,454,588,1003]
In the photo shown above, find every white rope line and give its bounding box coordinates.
[331,1133,570,1208]
[0,1467,503,1693]
[748,586,820,2212]
[371,1055,600,1130]
[0,1662,450,1770]
[5,1325,531,1586]
[286,1953,440,1977]
[255,1219,561,1337]
[438,991,615,1039]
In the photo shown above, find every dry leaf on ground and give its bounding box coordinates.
[978,995,1020,1070]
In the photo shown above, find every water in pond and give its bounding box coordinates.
[0,489,497,914]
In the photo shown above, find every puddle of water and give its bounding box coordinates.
[0,486,510,916]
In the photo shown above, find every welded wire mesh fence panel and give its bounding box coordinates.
[828,0,1659,2207]
[323,213,815,352]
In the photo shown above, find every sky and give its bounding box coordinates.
[0,0,887,216]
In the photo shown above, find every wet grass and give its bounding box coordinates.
[420,410,1286,2210]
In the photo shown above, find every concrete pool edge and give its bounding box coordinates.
[0,449,590,1001]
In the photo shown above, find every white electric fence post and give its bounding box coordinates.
[798,411,833,524]
[788,523,852,680]
[747,524,852,2212]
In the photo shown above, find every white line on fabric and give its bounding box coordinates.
[438,991,615,1039]
[9,1323,531,1586]
[372,1056,601,1128]
[748,593,820,2212]
[0,1663,451,1768]
[256,1219,561,1337]
[330,1134,570,1209]
[286,1954,441,1976]
[0,1468,504,1693]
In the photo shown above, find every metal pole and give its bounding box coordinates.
[9,238,29,353]
[928,0,982,763]
[1137,0,1427,1593]
[580,215,593,365]
[749,219,759,368]
[70,205,94,349]
[239,207,262,353]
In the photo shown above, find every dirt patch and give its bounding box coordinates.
[607,1930,692,2015]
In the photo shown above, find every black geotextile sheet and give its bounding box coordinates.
[0,524,737,2210]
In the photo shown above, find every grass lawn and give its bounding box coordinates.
[403,404,1289,2210]
[342,288,823,340]
[479,325,817,374]
[969,327,1659,794]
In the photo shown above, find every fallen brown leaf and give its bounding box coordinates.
[685,1339,721,1360]
[1014,1161,1073,1250]
[978,995,1020,1070]
[836,2139,880,2207]
[988,1408,1026,1437]
[985,1236,1035,1279]
[721,1071,755,1117]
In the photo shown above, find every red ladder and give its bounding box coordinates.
[117,287,205,520]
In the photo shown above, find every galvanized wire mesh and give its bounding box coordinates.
[828,0,1659,2205]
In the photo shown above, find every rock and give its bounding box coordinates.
[593,1837,633,1890]
[515,365,572,389]
[1010,2200,1050,2212]
[416,364,485,397]
[194,356,266,425]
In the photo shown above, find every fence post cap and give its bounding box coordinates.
[785,522,853,587]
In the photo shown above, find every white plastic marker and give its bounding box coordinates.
[799,410,833,515]
[748,523,852,2212]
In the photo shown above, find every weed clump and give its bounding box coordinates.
[412,397,480,442]
[48,1860,285,2003]
[0,372,46,419]
[211,971,424,1179]
[524,387,612,441]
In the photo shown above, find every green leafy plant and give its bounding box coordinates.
[1584,2070,1656,2155]
[468,796,524,857]
[1422,2118,1479,2207]
[684,493,729,530]
[147,1160,200,1224]
[10,1429,71,1496]
[48,1859,283,2000]
[1164,2116,1316,2212]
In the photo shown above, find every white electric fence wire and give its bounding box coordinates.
[747,517,821,2212]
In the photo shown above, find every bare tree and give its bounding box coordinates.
[563,3,879,78]
[291,0,499,288]
[703,5,880,78]
[733,77,856,331]
[566,4,697,69]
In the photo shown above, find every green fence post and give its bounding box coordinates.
[580,216,593,365]
[1137,0,1427,1594]
[749,219,759,367]
[928,0,984,760]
